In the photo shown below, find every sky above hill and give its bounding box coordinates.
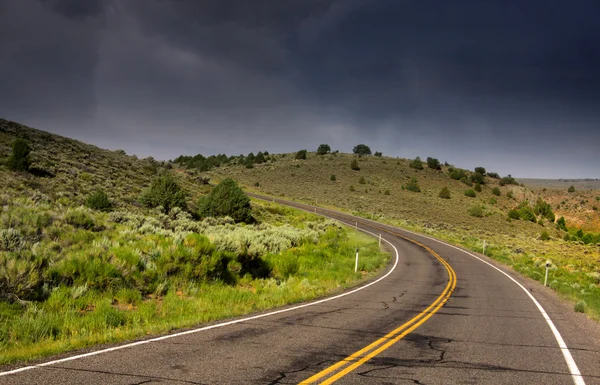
[1,0,599,178]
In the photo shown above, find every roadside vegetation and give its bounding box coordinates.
[208,147,600,320]
[0,120,389,365]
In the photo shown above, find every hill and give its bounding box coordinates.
[0,119,387,365]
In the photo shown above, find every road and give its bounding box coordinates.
[2,195,600,384]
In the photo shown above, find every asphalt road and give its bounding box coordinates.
[2,195,600,384]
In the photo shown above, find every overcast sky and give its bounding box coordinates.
[1,0,599,178]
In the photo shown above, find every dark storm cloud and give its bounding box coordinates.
[0,0,598,177]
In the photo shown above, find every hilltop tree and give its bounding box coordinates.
[316,144,331,155]
[353,144,372,156]
[295,149,307,160]
[409,156,424,170]
[7,138,31,171]
[255,152,266,164]
[374,151,383,157]
[197,178,252,223]
[426,157,441,170]
[474,167,486,175]
[139,172,187,213]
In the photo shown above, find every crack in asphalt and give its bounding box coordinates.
[266,360,333,384]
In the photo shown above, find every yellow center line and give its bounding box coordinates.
[299,218,457,384]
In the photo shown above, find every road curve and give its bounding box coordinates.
[2,195,600,384]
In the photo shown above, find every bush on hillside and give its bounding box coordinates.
[439,186,451,199]
[316,144,331,155]
[508,209,520,220]
[470,172,485,185]
[450,169,466,180]
[139,173,187,213]
[374,151,383,157]
[330,174,336,181]
[460,176,472,186]
[540,230,550,241]
[7,138,31,172]
[464,189,476,198]
[350,159,360,171]
[474,183,482,192]
[295,149,307,160]
[85,189,112,212]
[499,176,518,186]
[556,216,567,231]
[359,176,366,184]
[353,144,371,156]
[427,157,441,170]
[405,178,421,192]
[534,198,555,222]
[487,172,500,179]
[65,209,95,229]
[468,204,484,217]
[254,152,266,164]
[568,185,576,193]
[197,178,253,223]
[409,157,423,170]
[474,167,486,175]
[491,187,501,196]
[518,206,537,222]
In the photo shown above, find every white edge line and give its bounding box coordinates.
[0,225,399,377]
[356,216,586,385]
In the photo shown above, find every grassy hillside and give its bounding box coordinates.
[0,119,388,365]
[208,151,600,319]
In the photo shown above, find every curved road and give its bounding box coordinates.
[2,195,600,384]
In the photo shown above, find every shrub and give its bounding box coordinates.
[197,178,252,223]
[540,231,550,241]
[489,197,497,204]
[374,151,383,157]
[517,206,537,222]
[474,167,486,175]
[507,191,513,199]
[85,189,112,212]
[574,301,586,313]
[359,176,366,184]
[350,159,360,171]
[384,189,390,195]
[534,198,555,222]
[405,178,420,192]
[470,172,485,185]
[426,157,441,170]
[330,174,336,182]
[499,176,518,186]
[65,209,95,229]
[568,185,575,193]
[409,157,423,170]
[295,150,307,160]
[316,144,331,155]
[468,204,484,217]
[7,138,31,171]
[0,250,48,301]
[491,187,501,196]
[474,183,482,192]
[487,172,500,179]
[139,173,187,213]
[460,176,472,186]
[0,229,25,252]
[464,189,476,198]
[438,186,451,199]
[508,209,520,220]
[352,144,371,156]
[450,169,466,180]
[349,185,355,192]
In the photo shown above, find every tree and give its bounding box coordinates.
[568,185,576,193]
[470,172,485,185]
[85,189,112,212]
[7,138,31,171]
[374,151,383,157]
[439,186,451,199]
[474,167,486,175]
[295,149,307,160]
[556,216,567,231]
[254,152,266,164]
[350,159,360,171]
[316,144,331,155]
[491,187,501,196]
[409,156,424,170]
[353,144,371,156]
[139,173,187,213]
[426,157,441,170]
[197,178,252,223]
[487,172,500,179]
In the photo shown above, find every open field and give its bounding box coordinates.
[519,178,600,191]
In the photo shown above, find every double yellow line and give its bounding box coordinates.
[299,226,457,384]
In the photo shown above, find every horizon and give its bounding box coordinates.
[1,1,599,179]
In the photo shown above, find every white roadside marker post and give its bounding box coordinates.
[483,240,486,256]
[545,261,550,287]
[355,221,358,229]
[355,248,359,273]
